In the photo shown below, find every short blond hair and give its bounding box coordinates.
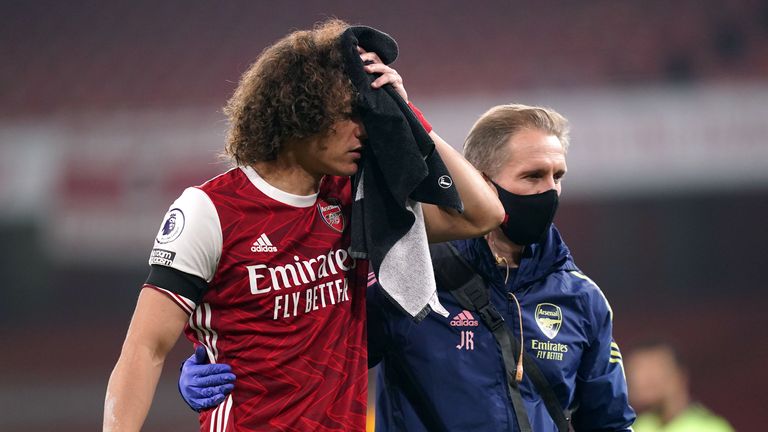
[463,104,570,177]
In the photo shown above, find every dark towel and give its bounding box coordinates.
[339,26,463,321]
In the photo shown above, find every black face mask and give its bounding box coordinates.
[491,181,559,246]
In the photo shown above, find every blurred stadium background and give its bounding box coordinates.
[2,1,767,430]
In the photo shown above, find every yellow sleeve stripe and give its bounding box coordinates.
[611,342,623,357]
[610,357,627,378]
[570,271,595,285]
[611,342,623,360]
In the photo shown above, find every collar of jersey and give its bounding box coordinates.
[240,166,318,208]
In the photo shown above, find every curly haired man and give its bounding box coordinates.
[103,19,502,432]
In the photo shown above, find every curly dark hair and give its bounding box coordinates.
[223,19,357,165]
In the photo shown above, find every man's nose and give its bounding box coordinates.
[354,119,367,140]
[541,176,557,192]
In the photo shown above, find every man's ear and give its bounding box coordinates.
[481,173,498,195]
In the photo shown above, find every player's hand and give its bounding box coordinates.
[358,46,408,103]
[178,346,236,412]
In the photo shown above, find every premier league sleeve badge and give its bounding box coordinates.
[156,208,186,244]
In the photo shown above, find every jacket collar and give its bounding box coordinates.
[452,225,577,291]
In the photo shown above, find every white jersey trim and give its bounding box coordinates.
[240,165,317,208]
[189,302,220,362]
[210,393,233,432]
[145,285,196,315]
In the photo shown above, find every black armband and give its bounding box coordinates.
[145,265,207,304]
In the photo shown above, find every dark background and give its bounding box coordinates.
[2,1,767,430]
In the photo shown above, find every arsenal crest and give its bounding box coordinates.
[318,199,344,232]
[535,303,563,339]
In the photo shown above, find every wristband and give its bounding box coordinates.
[407,101,432,134]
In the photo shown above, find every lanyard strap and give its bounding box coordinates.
[430,242,571,432]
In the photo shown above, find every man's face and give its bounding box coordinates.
[626,348,685,414]
[297,118,367,177]
[492,128,567,196]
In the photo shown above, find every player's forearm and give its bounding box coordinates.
[424,131,504,242]
[104,343,165,431]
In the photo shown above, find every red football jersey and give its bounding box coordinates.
[145,166,368,431]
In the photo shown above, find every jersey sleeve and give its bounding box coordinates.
[571,278,636,431]
[143,187,222,315]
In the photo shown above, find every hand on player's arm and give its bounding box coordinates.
[359,49,505,242]
[103,288,188,432]
[179,345,236,411]
[421,132,505,242]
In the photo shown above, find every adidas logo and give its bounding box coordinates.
[450,310,479,327]
[250,233,278,253]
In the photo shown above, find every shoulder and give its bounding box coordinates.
[678,405,735,432]
[557,270,613,316]
[196,166,248,195]
[632,413,662,431]
[150,186,223,281]
[155,187,219,243]
[545,270,614,343]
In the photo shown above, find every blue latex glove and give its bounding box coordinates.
[178,345,236,412]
